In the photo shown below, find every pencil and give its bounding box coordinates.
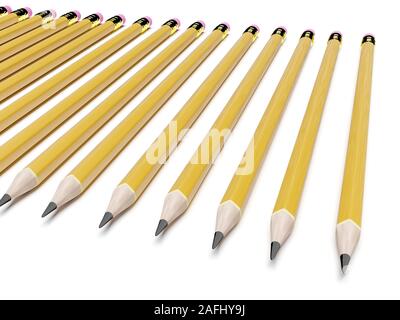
[0,13,102,82]
[0,6,11,17]
[38,22,228,218]
[0,9,55,45]
[0,14,122,102]
[0,19,186,206]
[156,27,286,235]
[212,30,314,249]
[102,24,259,228]
[0,11,80,62]
[270,32,342,260]
[0,7,31,31]
[336,34,375,274]
[0,16,150,133]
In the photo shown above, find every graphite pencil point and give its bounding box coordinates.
[0,194,11,207]
[155,219,168,236]
[99,212,113,228]
[212,231,224,250]
[340,254,351,274]
[42,202,57,218]
[270,241,281,260]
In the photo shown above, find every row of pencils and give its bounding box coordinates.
[0,6,374,274]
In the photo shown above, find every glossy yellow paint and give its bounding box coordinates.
[221,32,313,211]
[273,34,341,217]
[0,21,177,174]
[170,29,285,203]
[0,14,100,81]
[338,37,374,226]
[0,8,30,31]
[0,11,79,62]
[122,26,259,199]
[0,17,149,133]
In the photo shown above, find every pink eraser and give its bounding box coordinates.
[221,22,230,30]
[306,28,315,34]
[252,24,260,32]
[364,33,375,38]
[172,17,181,27]
[24,7,32,16]
[49,9,57,18]
[73,10,81,20]
[4,5,11,13]
[95,12,104,23]
[117,14,126,24]
[198,20,206,29]
[279,26,287,33]
[144,16,152,26]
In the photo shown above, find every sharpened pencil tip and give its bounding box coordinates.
[212,231,224,250]
[42,202,57,218]
[99,212,113,228]
[340,254,351,274]
[155,219,168,236]
[0,194,11,207]
[270,241,281,260]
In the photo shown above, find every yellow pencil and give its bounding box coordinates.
[0,19,190,207]
[269,32,342,260]
[0,16,150,133]
[39,22,230,218]
[0,11,80,62]
[0,6,11,17]
[101,25,260,228]
[0,7,31,31]
[212,30,314,249]
[155,27,286,235]
[0,13,101,82]
[0,13,119,102]
[337,35,375,274]
[0,9,55,45]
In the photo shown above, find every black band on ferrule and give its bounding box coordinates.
[36,10,53,19]
[107,15,124,25]
[13,8,29,17]
[244,25,259,36]
[189,21,204,31]
[61,11,79,21]
[84,13,102,23]
[273,27,286,38]
[135,17,151,27]
[301,30,314,40]
[214,23,229,33]
[0,7,9,15]
[362,34,375,45]
[329,32,342,43]
[163,19,179,29]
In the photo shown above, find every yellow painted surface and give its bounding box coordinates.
[221,35,313,211]
[0,14,76,62]
[122,29,258,199]
[171,32,284,203]
[0,23,176,174]
[28,25,201,183]
[0,20,147,133]
[338,40,374,226]
[0,9,29,31]
[273,37,341,216]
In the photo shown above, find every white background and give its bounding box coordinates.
[0,0,394,300]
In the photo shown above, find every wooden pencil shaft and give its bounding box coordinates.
[273,35,341,216]
[0,13,100,82]
[120,26,257,198]
[0,8,30,31]
[0,14,111,102]
[0,11,79,63]
[67,24,231,191]
[338,37,374,226]
[221,32,314,210]
[0,21,177,174]
[0,10,54,45]
[170,29,285,202]
[0,17,150,133]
